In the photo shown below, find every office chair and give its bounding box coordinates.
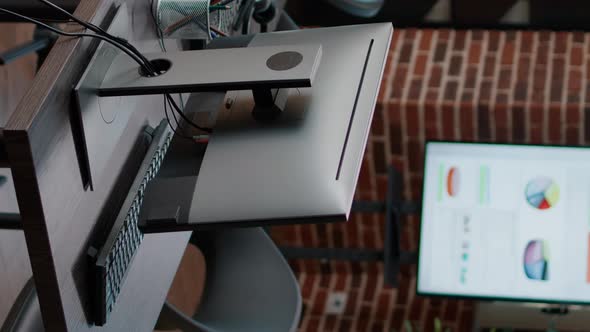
[157,227,302,332]
[0,278,44,332]
[325,0,385,18]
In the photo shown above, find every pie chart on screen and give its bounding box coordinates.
[447,167,460,197]
[523,240,549,281]
[525,177,559,210]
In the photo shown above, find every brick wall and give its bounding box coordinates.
[271,28,588,331]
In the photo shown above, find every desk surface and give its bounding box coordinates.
[4,1,191,330]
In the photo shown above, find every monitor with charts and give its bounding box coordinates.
[417,141,590,305]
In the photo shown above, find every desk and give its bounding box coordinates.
[4,1,191,330]
[3,0,287,330]
[0,24,34,327]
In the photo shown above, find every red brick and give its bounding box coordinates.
[555,31,568,54]
[338,318,353,332]
[391,66,408,99]
[344,289,358,316]
[414,55,428,76]
[573,31,585,43]
[438,29,451,40]
[520,31,534,53]
[487,31,501,51]
[434,42,448,62]
[373,140,387,174]
[302,273,317,299]
[548,104,562,143]
[465,67,477,89]
[429,65,442,87]
[517,56,531,81]
[312,289,328,315]
[530,126,543,144]
[537,44,549,65]
[391,30,402,51]
[409,79,422,100]
[530,104,543,125]
[443,300,459,321]
[395,276,410,305]
[404,103,419,138]
[453,30,467,50]
[553,57,566,79]
[571,46,583,66]
[357,157,371,191]
[567,104,581,125]
[420,29,433,51]
[566,127,580,145]
[371,321,385,332]
[477,104,490,140]
[472,30,484,40]
[512,105,526,142]
[324,315,338,332]
[501,42,515,64]
[448,55,463,76]
[460,105,475,140]
[444,81,459,101]
[399,42,413,63]
[498,68,512,89]
[468,42,482,64]
[407,140,424,173]
[391,307,406,331]
[409,296,425,321]
[483,55,496,77]
[307,316,321,332]
[569,70,582,91]
[371,104,385,136]
[404,28,418,40]
[301,225,314,246]
[459,309,474,332]
[374,293,392,321]
[441,104,456,140]
[355,305,372,332]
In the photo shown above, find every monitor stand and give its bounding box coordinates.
[73,38,322,190]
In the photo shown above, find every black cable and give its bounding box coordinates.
[35,0,157,74]
[165,94,212,133]
[164,95,193,140]
[168,99,184,131]
[0,7,150,71]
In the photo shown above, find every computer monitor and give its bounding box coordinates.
[417,141,590,305]
[139,23,393,231]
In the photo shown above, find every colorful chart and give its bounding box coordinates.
[523,240,549,281]
[446,167,460,197]
[525,177,559,210]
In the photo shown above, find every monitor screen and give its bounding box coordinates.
[417,141,590,304]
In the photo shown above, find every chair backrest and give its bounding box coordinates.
[190,227,302,332]
[0,279,44,332]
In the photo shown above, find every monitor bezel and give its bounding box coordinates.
[416,140,590,306]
